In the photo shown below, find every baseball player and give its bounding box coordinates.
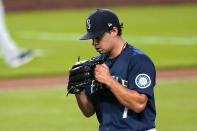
[72,9,156,131]
[0,0,33,68]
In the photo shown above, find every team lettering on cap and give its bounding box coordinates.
[86,19,91,29]
[135,74,151,89]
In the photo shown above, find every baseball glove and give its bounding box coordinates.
[67,58,104,95]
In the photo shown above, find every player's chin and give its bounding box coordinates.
[98,51,107,54]
[96,48,105,54]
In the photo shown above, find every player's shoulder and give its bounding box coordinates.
[126,43,147,57]
[125,43,154,66]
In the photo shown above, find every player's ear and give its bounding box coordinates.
[111,27,118,37]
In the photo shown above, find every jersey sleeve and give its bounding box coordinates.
[84,86,93,100]
[127,54,156,97]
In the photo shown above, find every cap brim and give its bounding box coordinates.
[80,30,106,40]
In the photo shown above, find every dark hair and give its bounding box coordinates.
[117,22,123,36]
[107,22,123,36]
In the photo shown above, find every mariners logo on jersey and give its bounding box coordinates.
[135,74,151,89]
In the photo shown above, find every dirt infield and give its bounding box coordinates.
[0,68,196,90]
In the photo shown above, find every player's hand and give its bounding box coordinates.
[94,64,112,85]
[68,68,71,73]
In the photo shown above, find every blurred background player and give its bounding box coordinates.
[0,0,33,68]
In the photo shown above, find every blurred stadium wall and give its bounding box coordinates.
[3,0,197,12]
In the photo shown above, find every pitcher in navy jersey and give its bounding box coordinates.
[76,9,157,131]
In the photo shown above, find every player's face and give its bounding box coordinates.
[92,31,114,54]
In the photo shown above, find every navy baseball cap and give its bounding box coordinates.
[80,9,120,40]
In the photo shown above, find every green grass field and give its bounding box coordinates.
[0,4,197,78]
[0,79,196,131]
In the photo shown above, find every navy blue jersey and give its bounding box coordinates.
[84,43,156,131]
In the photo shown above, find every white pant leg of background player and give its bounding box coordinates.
[0,0,20,63]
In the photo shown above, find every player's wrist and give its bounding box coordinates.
[105,76,115,87]
[75,91,84,96]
